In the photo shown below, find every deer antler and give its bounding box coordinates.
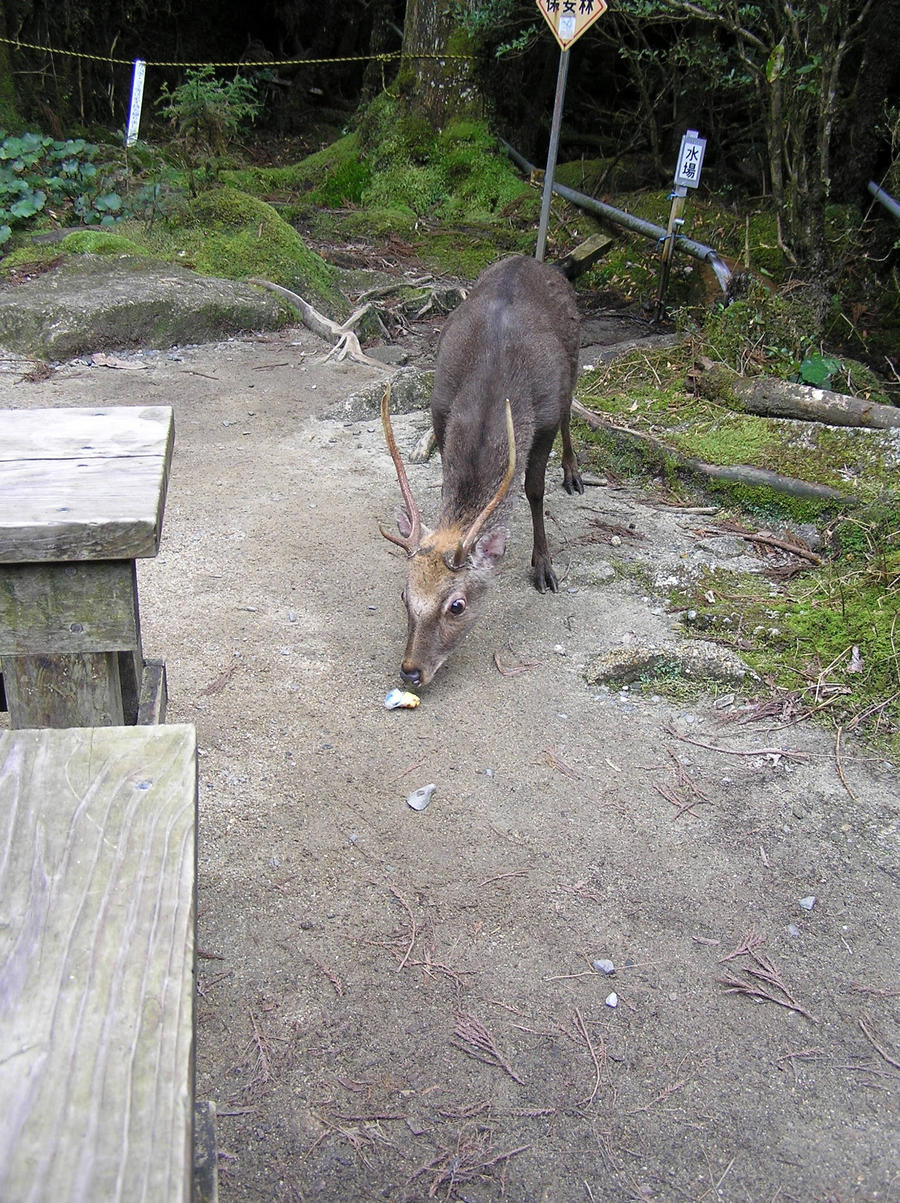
[451,399,516,567]
[379,383,423,553]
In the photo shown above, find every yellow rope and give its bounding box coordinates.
[0,37,473,69]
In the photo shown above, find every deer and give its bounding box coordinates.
[380,254,583,688]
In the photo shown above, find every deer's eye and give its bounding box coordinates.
[447,597,467,617]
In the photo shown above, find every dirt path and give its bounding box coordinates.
[2,322,897,1202]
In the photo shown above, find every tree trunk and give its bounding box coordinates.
[361,0,399,102]
[0,1,20,128]
[399,0,480,130]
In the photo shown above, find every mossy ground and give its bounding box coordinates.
[665,515,900,756]
[576,335,899,755]
[226,100,540,275]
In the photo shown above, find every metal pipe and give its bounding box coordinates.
[501,137,733,294]
[868,180,900,222]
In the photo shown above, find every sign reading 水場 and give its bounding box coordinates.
[535,0,608,51]
[674,129,706,189]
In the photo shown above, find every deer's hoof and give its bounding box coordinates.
[533,562,559,594]
[563,469,584,496]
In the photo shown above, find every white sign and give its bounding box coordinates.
[675,129,706,189]
[126,59,146,147]
[536,0,608,51]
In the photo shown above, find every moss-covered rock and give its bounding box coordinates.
[0,255,291,358]
[178,186,346,317]
[59,230,150,256]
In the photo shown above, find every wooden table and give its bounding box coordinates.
[0,722,198,1203]
[0,405,173,728]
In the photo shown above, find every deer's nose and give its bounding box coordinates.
[400,664,422,687]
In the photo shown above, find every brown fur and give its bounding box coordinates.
[384,255,583,687]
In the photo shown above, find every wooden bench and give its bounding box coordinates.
[0,406,173,729]
[0,722,201,1202]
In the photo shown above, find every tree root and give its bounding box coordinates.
[248,278,388,370]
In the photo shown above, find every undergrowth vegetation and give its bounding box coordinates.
[576,339,900,754]
[672,511,900,757]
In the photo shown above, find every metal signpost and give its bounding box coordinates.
[534,0,608,261]
[654,128,707,321]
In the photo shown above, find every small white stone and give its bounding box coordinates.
[605,992,618,1008]
[592,958,615,975]
[406,784,435,811]
[798,895,817,911]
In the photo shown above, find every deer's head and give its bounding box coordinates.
[379,385,515,688]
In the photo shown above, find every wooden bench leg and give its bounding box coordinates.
[138,659,168,725]
[193,1101,219,1203]
[0,560,150,728]
[1,651,126,727]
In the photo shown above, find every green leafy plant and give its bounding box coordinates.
[672,506,900,754]
[157,67,261,183]
[0,130,122,244]
[798,352,842,387]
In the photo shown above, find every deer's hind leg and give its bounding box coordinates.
[560,406,584,495]
[524,430,558,593]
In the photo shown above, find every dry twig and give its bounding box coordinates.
[859,1017,900,1070]
[451,1010,525,1085]
[389,885,418,971]
[573,1007,605,1107]
[493,652,539,676]
[665,723,808,762]
[719,929,767,962]
[834,726,858,801]
[409,1132,531,1198]
[717,943,816,1022]
[543,747,581,779]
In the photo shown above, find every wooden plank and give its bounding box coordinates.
[0,561,140,655]
[1,651,127,728]
[558,232,614,279]
[0,406,173,563]
[0,405,174,463]
[0,724,197,1203]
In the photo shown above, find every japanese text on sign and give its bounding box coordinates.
[536,0,608,51]
[675,130,706,189]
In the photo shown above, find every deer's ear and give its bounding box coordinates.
[473,527,507,567]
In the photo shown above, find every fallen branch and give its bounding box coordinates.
[572,399,849,503]
[248,278,388,369]
[355,274,433,302]
[693,359,900,430]
[737,529,824,564]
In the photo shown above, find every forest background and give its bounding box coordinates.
[1,0,898,280]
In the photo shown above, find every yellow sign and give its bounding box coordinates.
[536,0,608,50]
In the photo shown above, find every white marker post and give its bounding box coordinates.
[654,129,706,322]
[126,59,146,147]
